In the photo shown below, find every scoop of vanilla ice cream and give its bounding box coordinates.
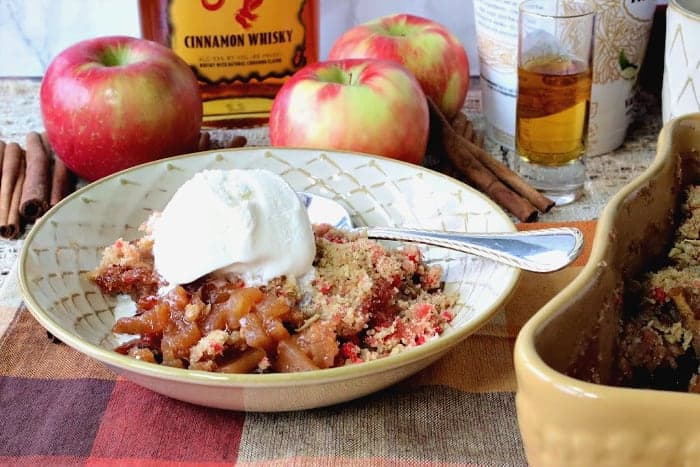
[152,169,316,286]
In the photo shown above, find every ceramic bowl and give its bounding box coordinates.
[662,0,700,123]
[20,147,520,412]
[514,114,700,466]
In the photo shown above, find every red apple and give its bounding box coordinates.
[40,36,202,181]
[269,59,429,165]
[328,14,470,119]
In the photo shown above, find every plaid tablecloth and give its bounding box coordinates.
[0,220,596,466]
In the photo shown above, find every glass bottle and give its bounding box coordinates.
[139,0,320,128]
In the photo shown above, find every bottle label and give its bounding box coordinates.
[168,0,309,83]
[473,0,521,149]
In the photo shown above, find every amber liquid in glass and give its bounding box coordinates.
[139,0,319,128]
[515,55,592,165]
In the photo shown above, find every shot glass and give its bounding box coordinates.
[515,0,595,206]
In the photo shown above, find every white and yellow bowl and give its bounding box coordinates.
[20,147,520,412]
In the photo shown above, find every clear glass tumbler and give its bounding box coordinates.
[515,0,595,206]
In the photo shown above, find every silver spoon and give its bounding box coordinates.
[298,192,584,273]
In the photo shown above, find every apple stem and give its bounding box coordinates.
[99,46,133,67]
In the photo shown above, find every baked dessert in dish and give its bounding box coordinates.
[513,117,700,466]
[89,169,455,373]
[609,185,700,392]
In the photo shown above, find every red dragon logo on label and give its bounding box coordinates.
[200,0,263,29]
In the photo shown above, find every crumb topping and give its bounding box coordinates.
[93,224,456,373]
[612,186,700,391]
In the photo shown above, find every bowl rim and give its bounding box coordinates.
[514,113,700,402]
[672,0,700,19]
[20,146,521,388]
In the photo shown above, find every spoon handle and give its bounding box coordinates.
[363,227,584,273]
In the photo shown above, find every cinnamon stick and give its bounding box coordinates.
[429,98,554,215]
[445,136,538,222]
[451,110,474,144]
[464,134,554,213]
[428,100,538,222]
[39,132,50,156]
[0,143,25,239]
[473,130,484,149]
[452,111,476,147]
[20,131,50,221]
[50,158,76,207]
[6,159,25,239]
[198,131,211,151]
[463,120,474,143]
[227,135,247,148]
[40,133,76,207]
[451,112,469,137]
[0,141,5,178]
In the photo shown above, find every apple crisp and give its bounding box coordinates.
[90,224,455,373]
[610,185,700,392]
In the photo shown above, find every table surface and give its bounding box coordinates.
[0,76,664,465]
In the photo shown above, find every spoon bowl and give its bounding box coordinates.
[299,191,584,273]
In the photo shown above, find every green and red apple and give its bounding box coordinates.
[269,58,429,165]
[41,36,202,181]
[329,14,470,118]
